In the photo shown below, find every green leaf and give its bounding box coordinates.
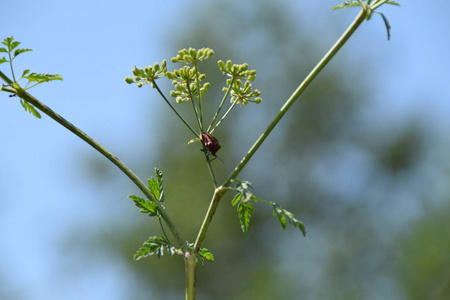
[386,1,401,6]
[198,248,215,263]
[233,179,253,202]
[376,11,392,40]
[19,99,41,118]
[1,37,20,52]
[148,168,164,202]
[272,203,306,236]
[21,69,30,77]
[0,47,8,53]
[133,236,179,260]
[272,204,287,229]
[0,57,7,64]
[23,72,63,84]
[332,1,362,10]
[238,201,254,232]
[13,48,32,59]
[129,194,158,216]
[231,193,241,206]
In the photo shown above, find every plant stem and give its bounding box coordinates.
[210,100,238,134]
[207,76,235,133]
[186,82,203,133]
[193,187,224,252]
[192,8,369,254]
[205,158,218,188]
[185,253,198,300]
[153,82,199,138]
[194,64,204,132]
[3,79,188,252]
[224,8,368,187]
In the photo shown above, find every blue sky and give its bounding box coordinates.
[1,1,449,299]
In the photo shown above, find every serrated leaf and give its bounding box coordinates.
[238,201,254,232]
[272,204,287,229]
[147,168,164,202]
[332,1,361,10]
[198,248,215,263]
[1,37,14,47]
[155,168,164,202]
[23,72,63,84]
[0,57,7,64]
[386,1,401,6]
[129,194,158,216]
[8,41,20,52]
[13,48,32,59]
[133,236,178,260]
[233,179,253,203]
[0,47,8,53]
[19,99,41,118]
[231,193,241,206]
[272,203,306,236]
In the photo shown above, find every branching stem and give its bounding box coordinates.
[1,78,188,252]
[193,7,369,254]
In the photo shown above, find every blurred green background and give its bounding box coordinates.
[2,1,450,299]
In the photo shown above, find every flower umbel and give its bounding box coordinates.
[125,60,167,88]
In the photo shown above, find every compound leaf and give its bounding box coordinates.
[386,1,401,6]
[272,203,306,236]
[23,72,63,84]
[129,194,158,216]
[148,168,164,202]
[13,48,32,59]
[19,99,41,118]
[332,1,361,10]
[134,236,179,260]
[198,248,215,264]
[238,201,254,233]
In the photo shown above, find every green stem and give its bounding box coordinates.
[0,70,14,85]
[207,77,235,132]
[193,187,224,252]
[193,8,369,253]
[210,100,238,134]
[205,157,218,188]
[185,253,198,300]
[186,82,202,133]
[153,82,198,138]
[8,51,16,82]
[194,64,204,132]
[3,78,188,252]
[372,0,390,10]
[224,8,368,187]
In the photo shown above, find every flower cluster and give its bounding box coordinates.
[125,60,167,88]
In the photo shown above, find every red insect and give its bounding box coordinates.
[200,132,221,160]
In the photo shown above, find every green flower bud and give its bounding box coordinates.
[226,60,233,71]
[124,77,134,84]
[166,72,175,79]
[218,60,225,72]
[132,66,140,76]
[254,97,262,104]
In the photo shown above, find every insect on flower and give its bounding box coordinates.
[200,132,221,160]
